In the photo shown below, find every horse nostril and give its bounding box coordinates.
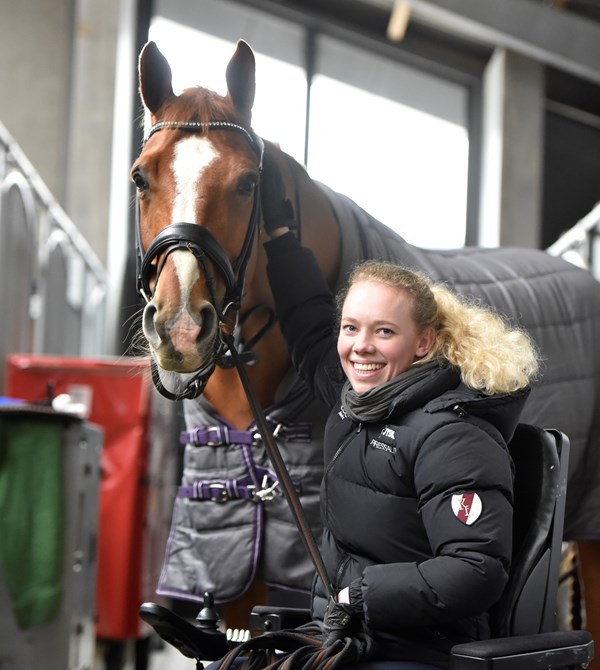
[142,302,162,348]
[196,304,217,343]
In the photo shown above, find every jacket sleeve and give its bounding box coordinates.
[264,232,342,406]
[360,420,513,630]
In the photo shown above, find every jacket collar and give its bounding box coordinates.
[425,382,531,443]
[385,362,530,444]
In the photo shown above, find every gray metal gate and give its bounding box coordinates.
[0,121,107,392]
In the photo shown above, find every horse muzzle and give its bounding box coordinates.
[143,297,220,373]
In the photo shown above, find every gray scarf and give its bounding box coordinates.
[341,359,441,423]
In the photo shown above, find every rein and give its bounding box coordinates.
[222,330,336,601]
[135,120,266,400]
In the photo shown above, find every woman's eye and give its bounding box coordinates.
[378,328,393,336]
[342,324,357,333]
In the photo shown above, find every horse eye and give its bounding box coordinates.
[237,173,257,196]
[132,170,148,193]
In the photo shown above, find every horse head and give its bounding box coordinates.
[132,40,264,398]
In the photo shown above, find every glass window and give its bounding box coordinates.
[308,36,469,249]
[149,1,470,249]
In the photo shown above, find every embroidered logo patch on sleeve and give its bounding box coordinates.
[451,492,483,525]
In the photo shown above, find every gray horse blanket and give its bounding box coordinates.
[158,369,330,603]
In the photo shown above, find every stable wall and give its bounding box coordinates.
[0,0,121,267]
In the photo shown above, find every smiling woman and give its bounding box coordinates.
[256,153,540,669]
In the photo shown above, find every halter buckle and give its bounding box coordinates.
[208,483,229,503]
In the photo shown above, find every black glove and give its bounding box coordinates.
[260,150,296,234]
[322,596,358,647]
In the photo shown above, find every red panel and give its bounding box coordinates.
[5,354,152,639]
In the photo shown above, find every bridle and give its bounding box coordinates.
[135,119,335,599]
[135,120,266,400]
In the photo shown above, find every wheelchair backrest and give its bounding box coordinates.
[490,424,569,637]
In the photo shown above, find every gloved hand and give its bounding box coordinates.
[260,150,296,235]
[322,596,358,647]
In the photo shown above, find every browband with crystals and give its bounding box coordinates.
[144,120,263,163]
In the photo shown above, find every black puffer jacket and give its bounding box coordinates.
[265,234,529,667]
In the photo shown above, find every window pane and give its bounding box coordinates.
[308,37,469,249]
[149,8,470,250]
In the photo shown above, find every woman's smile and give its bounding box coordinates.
[351,361,385,373]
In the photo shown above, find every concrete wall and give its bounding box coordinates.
[0,0,121,266]
[0,0,73,204]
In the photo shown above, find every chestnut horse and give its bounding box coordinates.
[132,40,600,648]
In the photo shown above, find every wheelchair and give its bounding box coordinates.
[140,424,595,669]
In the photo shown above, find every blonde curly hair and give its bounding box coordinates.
[337,260,540,395]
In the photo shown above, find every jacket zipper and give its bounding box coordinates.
[332,431,358,586]
[325,423,360,477]
[323,423,361,529]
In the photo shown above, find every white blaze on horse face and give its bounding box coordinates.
[173,250,200,305]
[170,136,218,302]
[172,136,218,222]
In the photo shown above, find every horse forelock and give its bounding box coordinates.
[159,86,249,127]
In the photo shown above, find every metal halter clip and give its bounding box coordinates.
[253,423,285,445]
[254,475,280,502]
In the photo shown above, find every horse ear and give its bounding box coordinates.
[225,40,256,116]
[138,41,175,114]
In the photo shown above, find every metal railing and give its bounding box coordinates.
[0,121,107,391]
[547,201,600,281]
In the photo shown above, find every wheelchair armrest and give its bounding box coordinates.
[450,630,594,670]
[249,606,311,632]
[139,602,230,661]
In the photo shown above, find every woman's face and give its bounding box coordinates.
[337,279,435,394]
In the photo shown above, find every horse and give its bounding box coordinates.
[131,39,600,647]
